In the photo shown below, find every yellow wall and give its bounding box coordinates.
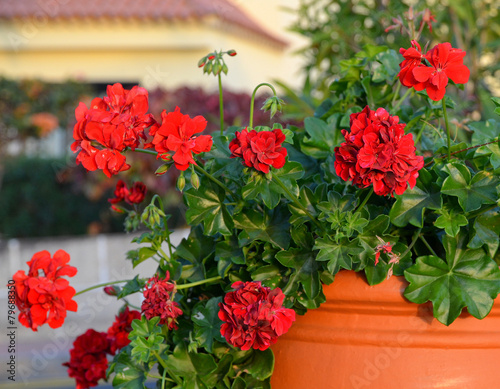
[0,1,306,93]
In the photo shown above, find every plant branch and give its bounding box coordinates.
[249,82,278,128]
[218,71,224,135]
[176,276,223,290]
[75,280,129,296]
[393,87,413,111]
[419,235,438,257]
[354,187,374,214]
[442,98,452,160]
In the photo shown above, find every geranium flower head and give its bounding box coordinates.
[141,273,183,330]
[63,329,110,389]
[12,250,78,331]
[150,107,212,171]
[218,281,296,351]
[71,83,155,177]
[229,128,287,173]
[107,307,141,354]
[108,180,147,205]
[399,42,470,101]
[334,106,424,196]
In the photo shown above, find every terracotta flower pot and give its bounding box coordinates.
[271,271,500,389]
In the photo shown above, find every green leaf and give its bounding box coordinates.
[404,232,500,325]
[111,350,147,389]
[128,316,164,363]
[441,163,499,212]
[314,236,363,274]
[234,207,290,249]
[201,354,233,387]
[276,247,320,300]
[117,275,146,299]
[185,181,234,236]
[469,119,499,144]
[243,349,274,381]
[287,186,318,227]
[301,115,340,158]
[251,265,284,289]
[192,297,225,352]
[468,209,500,257]
[175,226,216,282]
[390,168,442,227]
[434,204,469,237]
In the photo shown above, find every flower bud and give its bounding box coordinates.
[177,174,186,192]
[227,50,237,56]
[197,56,207,68]
[222,63,228,75]
[212,62,222,76]
[103,285,120,296]
[155,163,171,176]
[208,54,216,60]
[190,171,200,189]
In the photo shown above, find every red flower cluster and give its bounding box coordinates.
[229,128,287,173]
[108,180,147,205]
[71,83,155,177]
[149,107,213,171]
[218,281,295,351]
[107,307,141,354]
[334,106,424,196]
[141,273,183,330]
[12,250,77,331]
[63,329,110,389]
[399,41,470,101]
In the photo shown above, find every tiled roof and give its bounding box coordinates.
[0,0,287,47]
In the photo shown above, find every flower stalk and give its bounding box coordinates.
[249,82,279,128]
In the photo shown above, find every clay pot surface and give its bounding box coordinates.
[271,271,500,389]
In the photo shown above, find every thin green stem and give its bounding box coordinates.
[354,188,374,214]
[400,228,422,259]
[419,235,438,257]
[122,298,141,310]
[271,172,326,232]
[75,280,129,296]
[391,81,402,107]
[153,350,169,371]
[393,87,413,111]
[442,98,451,160]
[249,82,278,128]
[134,148,158,156]
[193,163,233,196]
[218,71,224,135]
[176,276,223,290]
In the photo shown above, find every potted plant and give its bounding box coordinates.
[10,8,500,389]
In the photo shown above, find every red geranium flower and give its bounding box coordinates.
[107,307,141,354]
[218,281,296,351]
[71,83,155,177]
[398,40,426,91]
[141,273,183,330]
[150,107,212,171]
[12,250,78,331]
[109,180,147,205]
[334,106,424,196]
[399,42,470,101]
[63,329,110,389]
[229,128,287,173]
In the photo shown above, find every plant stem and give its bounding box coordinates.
[442,98,452,160]
[152,350,169,371]
[391,81,401,107]
[218,71,224,135]
[400,228,422,259]
[75,280,129,296]
[354,187,374,214]
[134,148,158,156]
[271,172,326,232]
[193,163,233,196]
[393,88,413,111]
[419,235,438,257]
[249,82,278,128]
[176,276,223,290]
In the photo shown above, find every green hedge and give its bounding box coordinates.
[0,157,123,238]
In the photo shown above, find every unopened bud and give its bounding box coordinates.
[208,54,216,60]
[197,56,207,68]
[222,63,228,75]
[227,50,237,56]
[191,171,200,189]
[155,163,171,176]
[177,174,186,192]
[103,285,120,296]
[212,62,221,76]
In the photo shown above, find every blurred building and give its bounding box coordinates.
[0,0,305,92]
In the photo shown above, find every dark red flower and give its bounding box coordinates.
[63,329,110,389]
[398,40,426,91]
[334,106,424,196]
[150,107,212,171]
[141,273,182,330]
[108,180,147,205]
[107,307,141,354]
[218,281,295,351]
[71,83,155,177]
[127,182,147,204]
[229,128,287,173]
[12,250,77,331]
[413,42,470,101]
